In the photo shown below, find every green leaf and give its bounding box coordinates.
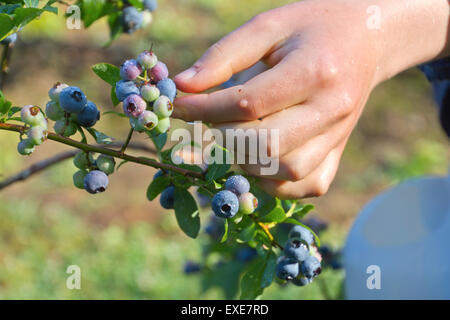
[24,0,39,8]
[173,188,200,239]
[220,219,228,243]
[240,250,276,300]
[147,131,167,151]
[7,106,21,118]
[127,0,143,9]
[13,7,42,27]
[258,198,286,223]
[86,128,114,144]
[0,13,14,40]
[92,63,121,86]
[116,160,128,172]
[237,222,256,243]
[81,0,106,27]
[146,175,171,201]
[110,86,120,106]
[205,145,231,181]
[293,204,315,219]
[283,218,321,247]
[102,111,127,118]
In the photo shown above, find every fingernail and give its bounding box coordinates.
[176,67,198,82]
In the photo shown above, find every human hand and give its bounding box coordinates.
[173,0,450,199]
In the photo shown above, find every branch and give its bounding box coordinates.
[0,43,13,90]
[0,123,204,180]
[0,141,158,190]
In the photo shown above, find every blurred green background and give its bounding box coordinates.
[0,0,449,299]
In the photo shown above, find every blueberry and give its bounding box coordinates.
[96,154,116,175]
[54,119,77,137]
[123,94,146,118]
[143,0,158,12]
[21,105,46,127]
[204,214,225,240]
[150,61,169,82]
[153,170,164,180]
[224,175,250,196]
[276,258,299,280]
[48,82,69,102]
[284,239,310,262]
[27,126,47,146]
[76,101,100,128]
[212,190,239,219]
[73,170,87,189]
[292,276,312,287]
[1,33,17,45]
[121,6,143,34]
[45,101,64,121]
[300,256,322,278]
[84,170,109,194]
[196,189,211,208]
[120,59,142,81]
[236,248,257,263]
[183,260,202,274]
[289,225,314,246]
[59,86,87,113]
[140,84,160,102]
[137,110,158,131]
[160,185,175,209]
[153,96,173,118]
[73,151,93,170]
[17,139,35,156]
[137,50,158,70]
[115,80,140,102]
[153,117,170,134]
[238,192,258,215]
[156,78,177,102]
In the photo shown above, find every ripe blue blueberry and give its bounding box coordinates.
[17,139,35,156]
[76,101,100,128]
[284,239,310,262]
[137,110,158,131]
[153,170,164,180]
[27,126,47,146]
[123,94,146,118]
[212,190,239,218]
[54,119,77,137]
[59,86,87,113]
[156,78,177,102]
[225,175,250,196]
[121,6,143,34]
[140,84,160,102]
[48,82,69,102]
[45,101,64,121]
[1,33,17,45]
[137,50,158,70]
[115,80,140,102]
[150,61,169,82]
[73,170,87,189]
[289,225,314,246]
[143,0,158,12]
[292,276,312,287]
[153,96,173,118]
[84,170,109,194]
[238,192,258,214]
[196,189,211,208]
[236,248,257,262]
[120,59,142,81]
[276,258,300,280]
[21,105,46,127]
[183,260,201,274]
[300,256,322,278]
[153,117,171,135]
[160,185,175,209]
[96,154,116,175]
[204,214,225,241]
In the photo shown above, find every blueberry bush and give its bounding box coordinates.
[0,1,326,299]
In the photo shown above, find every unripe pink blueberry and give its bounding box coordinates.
[27,126,48,146]
[120,59,143,81]
[21,105,45,127]
[140,84,160,102]
[137,50,158,70]
[238,192,258,215]
[150,61,169,82]
[137,110,159,131]
[123,94,146,118]
[153,96,173,118]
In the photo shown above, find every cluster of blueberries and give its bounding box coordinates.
[211,175,259,221]
[121,0,158,34]
[276,225,322,287]
[46,83,100,136]
[116,50,176,135]
[17,106,49,156]
[72,151,116,194]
